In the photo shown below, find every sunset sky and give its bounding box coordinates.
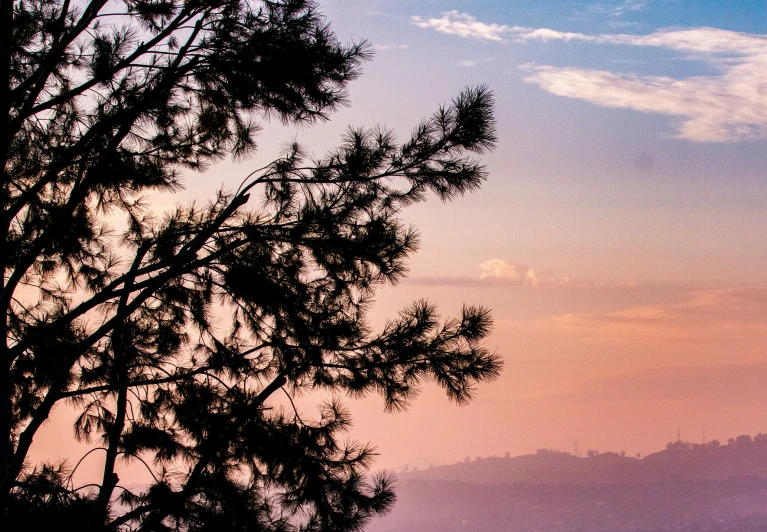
[35,0,767,479]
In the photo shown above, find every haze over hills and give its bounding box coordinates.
[404,434,767,485]
[369,434,767,532]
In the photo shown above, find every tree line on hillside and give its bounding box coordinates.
[435,432,767,466]
[665,433,767,451]
[534,433,767,458]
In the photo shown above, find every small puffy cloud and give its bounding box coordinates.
[412,11,512,42]
[457,59,478,67]
[479,258,570,287]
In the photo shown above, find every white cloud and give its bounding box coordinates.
[412,11,513,42]
[510,26,767,54]
[515,27,767,142]
[457,59,478,67]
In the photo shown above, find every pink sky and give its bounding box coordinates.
[31,0,767,484]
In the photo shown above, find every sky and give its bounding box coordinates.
[33,0,767,479]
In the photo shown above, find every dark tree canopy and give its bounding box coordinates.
[0,1,501,530]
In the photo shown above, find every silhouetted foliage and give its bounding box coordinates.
[0,1,501,530]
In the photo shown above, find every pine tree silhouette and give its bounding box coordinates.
[1,1,501,530]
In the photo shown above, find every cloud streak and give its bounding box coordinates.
[403,258,640,288]
[549,288,767,341]
[413,13,767,142]
[587,0,651,18]
[548,362,767,404]
[610,0,650,17]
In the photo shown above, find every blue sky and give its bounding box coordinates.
[287,0,767,288]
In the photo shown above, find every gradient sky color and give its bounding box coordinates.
[33,0,767,481]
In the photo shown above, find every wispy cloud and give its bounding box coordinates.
[414,12,767,142]
[405,258,641,288]
[548,288,767,341]
[510,25,767,53]
[517,26,767,142]
[612,0,650,17]
[456,59,478,67]
[606,20,641,30]
[548,361,767,404]
[412,11,512,42]
[588,0,650,18]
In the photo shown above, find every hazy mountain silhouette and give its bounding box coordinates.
[404,437,767,485]
[369,435,767,532]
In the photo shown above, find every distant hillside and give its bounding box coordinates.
[404,435,767,485]
[367,435,767,532]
